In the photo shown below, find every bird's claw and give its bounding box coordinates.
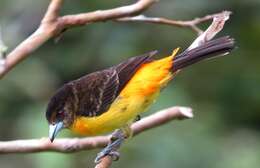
[94,138,123,163]
[109,151,120,161]
[95,150,120,163]
[95,152,105,163]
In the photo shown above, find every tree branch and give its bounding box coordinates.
[116,11,231,35]
[0,0,230,79]
[59,0,157,27]
[0,0,157,79]
[0,106,192,154]
[0,0,64,79]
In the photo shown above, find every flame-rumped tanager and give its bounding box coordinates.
[46,36,235,161]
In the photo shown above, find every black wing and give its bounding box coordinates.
[71,50,157,117]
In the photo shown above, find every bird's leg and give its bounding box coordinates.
[95,125,132,163]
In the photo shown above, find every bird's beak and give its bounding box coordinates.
[49,121,63,143]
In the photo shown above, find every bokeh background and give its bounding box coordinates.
[0,0,260,168]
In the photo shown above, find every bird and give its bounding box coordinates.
[46,36,234,162]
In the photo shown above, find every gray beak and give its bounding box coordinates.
[49,121,63,142]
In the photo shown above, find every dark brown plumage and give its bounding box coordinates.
[46,50,157,125]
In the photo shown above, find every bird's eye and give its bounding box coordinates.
[57,110,65,119]
[58,110,63,114]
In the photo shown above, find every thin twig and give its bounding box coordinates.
[187,11,231,50]
[116,11,231,35]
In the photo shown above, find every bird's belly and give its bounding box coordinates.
[70,91,159,136]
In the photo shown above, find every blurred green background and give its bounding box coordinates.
[0,0,260,168]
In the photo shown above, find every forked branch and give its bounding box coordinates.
[0,0,230,79]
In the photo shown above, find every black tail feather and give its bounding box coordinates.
[172,36,235,72]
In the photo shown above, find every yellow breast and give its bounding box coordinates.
[70,50,178,136]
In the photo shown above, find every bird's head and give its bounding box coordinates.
[45,84,75,142]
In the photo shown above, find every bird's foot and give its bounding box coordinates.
[95,129,126,163]
[95,143,121,163]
